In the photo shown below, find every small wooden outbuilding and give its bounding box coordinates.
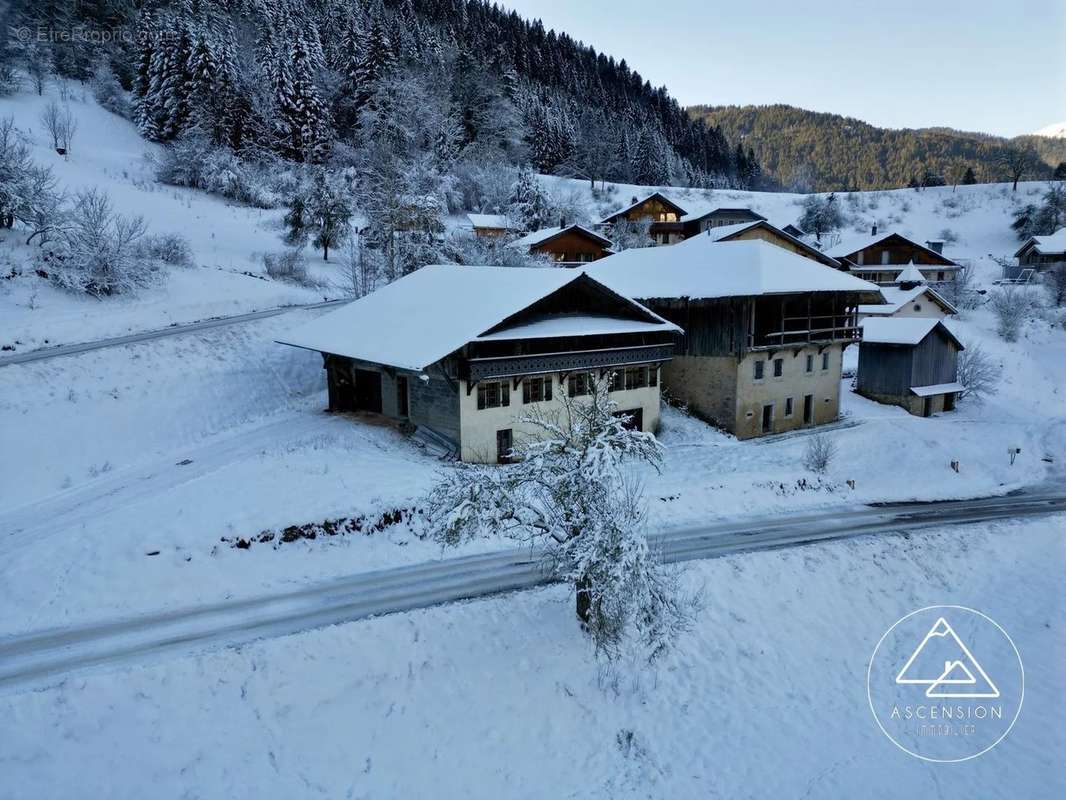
[856,318,964,416]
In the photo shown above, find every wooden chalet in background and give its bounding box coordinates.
[508,223,614,267]
[680,206,766,237]
[857,264,957,321]
[695,220,840,268]
[277,266,679,463]
[590,237,881,439]
[466,213,515,238]
[601,192,688,245]
[856,318,964,417]
[826,227,961,285]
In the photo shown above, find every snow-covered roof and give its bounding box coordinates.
[679,205,766,225]
[587,238,880,301]
[466,213,513,230]
[827,230,957,265]
[895,262,926,284]
[1015,227,1066,257]
[857,285,957,316]
[508,224,612,251]
[860,317,963,348]
[276,265,674,371]
[476,314,679,341]
[695,220,840,267]
[911,382,965,397]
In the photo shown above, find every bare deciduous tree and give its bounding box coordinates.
[40,100,78,154]
[425,379,699,662]
[999,147,1039,192]
[956,345,998,402]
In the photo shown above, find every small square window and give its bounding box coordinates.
[773,358,783,378]
[753,360,765,381]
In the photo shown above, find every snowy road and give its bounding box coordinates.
[0,298,350,368]
[1,488,1062,691]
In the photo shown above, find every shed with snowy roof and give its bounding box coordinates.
[508,223,614,267]
[856,317,965,417]
[277,265,680,462]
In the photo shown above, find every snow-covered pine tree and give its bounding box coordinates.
[506,166,554,232]
[353,14,397,117]
[157,22,195,141]
[276,34,333,163]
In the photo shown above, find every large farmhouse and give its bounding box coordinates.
[277,266,679,463]
[508,224,614,267]
[827,228,961,285]
[856,318,964,417]
[589,238,880,438]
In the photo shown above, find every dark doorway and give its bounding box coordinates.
[496,429,513,464]
[328,359,355,411]
[761,404,774,434]
[803,394,813,425]
[353,368,383,413]
[396,376,409,417]
[922,396,933,417]
[614,408,644,432]
[943,392,956,412]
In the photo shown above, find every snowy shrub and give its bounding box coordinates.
[0,116,60,236]
[46,189,156,297]
[956,345,998,403]
[263,248,312,285]
[135,233,194,268]
[90,60,129,118]
[444,232,550,268]
[989,286,1031,342]
[938,228,959,246]
[1045,265,1066,307]
[940,263,980,311]
[798,193,845,238]
[802,434,837,474]
[610,218,654,251]
[155,136,276,208]
[425,379,698,662]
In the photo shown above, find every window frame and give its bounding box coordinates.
[477,380,510,410]
[753,360,765,381]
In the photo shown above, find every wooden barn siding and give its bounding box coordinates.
[909,329,959,387]
[408,363,461,443]
[856,343,914,395]
[643,298,749,357]
[852,238,954,266]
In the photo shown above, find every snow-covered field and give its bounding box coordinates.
[2,518,1061,799]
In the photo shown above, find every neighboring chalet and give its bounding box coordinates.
[856,318,964,417]
[827,228,961,285]
[277,266,679,463]
[508,224,614,267]
[1014,227,1066,272]
[589,238,881,439]
[680,206,766,237]
[600,192,772,247]
[601,192,688,245]
[695,220,841,268]
[467,213,515,238]
[857,264,957,320]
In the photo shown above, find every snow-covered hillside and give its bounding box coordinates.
[0,81,333,350]
[1034,121,1066,138]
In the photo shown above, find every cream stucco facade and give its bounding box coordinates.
[457,374,662,463]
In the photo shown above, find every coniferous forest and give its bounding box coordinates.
[691,104,1066,192]
[3,0,759,188]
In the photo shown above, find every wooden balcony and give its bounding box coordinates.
[750,314,861,349]
[465,343,675,382]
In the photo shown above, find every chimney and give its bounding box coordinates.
[871,223,878,236]
[926,240,944,254]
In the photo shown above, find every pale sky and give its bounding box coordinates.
[500,0,1066,138]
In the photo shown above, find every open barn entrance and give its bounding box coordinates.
[354,369,383,413]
